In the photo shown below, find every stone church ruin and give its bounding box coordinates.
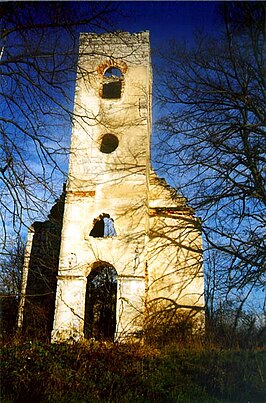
[19,32,204,342]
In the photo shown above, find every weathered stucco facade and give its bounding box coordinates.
[50,31,204,342]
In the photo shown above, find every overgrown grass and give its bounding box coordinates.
[1,338,265,402]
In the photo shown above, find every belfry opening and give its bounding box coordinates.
[102,66,122,99]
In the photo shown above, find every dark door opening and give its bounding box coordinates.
[84,262,117,341]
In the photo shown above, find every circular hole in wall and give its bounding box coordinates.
[100,133,119,154]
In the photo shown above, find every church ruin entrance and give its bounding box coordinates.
[84,262,117,341]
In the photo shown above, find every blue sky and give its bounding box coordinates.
[1,1,264,313]
[1,1,222,234]
[111,1,220,46]
[96,1,221,178]
[69,1,221,51]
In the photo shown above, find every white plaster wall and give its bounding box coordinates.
[51,31,204,343]
[147,174,205,328]
[51,276,86,342]
[52,32,152,342]
[116,276,146,338]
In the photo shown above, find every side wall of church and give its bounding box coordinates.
[147,173,205,331]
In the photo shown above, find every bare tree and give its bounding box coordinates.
[0,236,24,333]
[155,2,265,303]
[0,2,118,246]
[0,236,24,296]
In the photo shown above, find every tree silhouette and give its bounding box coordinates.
[156,2,265,307]
[0,2,118,245]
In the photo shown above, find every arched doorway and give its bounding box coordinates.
[84,262,117,341]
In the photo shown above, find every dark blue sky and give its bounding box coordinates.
[112,1,220,47]
[1,1,223,234]
[96,2,220,166]
[67,1,221,49]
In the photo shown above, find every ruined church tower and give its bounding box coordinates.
[51,32,204,342]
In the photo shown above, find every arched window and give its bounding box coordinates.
[84,262,117,340]
[100,133,119,154]
[102,67,122,99]
[89,213,117,238]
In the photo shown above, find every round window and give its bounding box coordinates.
[100,133,119,154]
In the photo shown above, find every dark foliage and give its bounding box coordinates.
[1,340,265,403]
